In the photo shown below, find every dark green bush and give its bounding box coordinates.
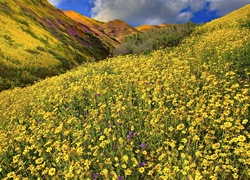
[114,22,196,56]
[25,49,40,55]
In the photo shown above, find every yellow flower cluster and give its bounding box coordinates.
[0,4,250,180]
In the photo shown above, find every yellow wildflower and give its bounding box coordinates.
[138,167,145,173]
[48,168,56,176]
[125,169,132,176]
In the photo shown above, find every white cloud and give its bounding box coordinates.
[48,0,65,6]
[90,0,250,25]
[90,0,211,25]
[208,0,250,15]
[91,0,197,25]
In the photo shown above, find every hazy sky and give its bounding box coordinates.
[48,0,250,26]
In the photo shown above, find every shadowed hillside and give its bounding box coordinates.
[0,4,249,180]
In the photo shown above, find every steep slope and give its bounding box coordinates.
[0,0,112,91]
[63,10,104,28]
[100,19,139,42]
[63,10,119,48]
[0,4,250,180]
[182,4,250,65]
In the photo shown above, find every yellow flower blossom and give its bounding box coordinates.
[122,155,129,163]
[138,167,145,173]
[48,168,56,176]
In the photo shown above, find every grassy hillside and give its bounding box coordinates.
[0,4,250,180]
[0,0,114,91]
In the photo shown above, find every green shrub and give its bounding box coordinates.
[114,22,196,56]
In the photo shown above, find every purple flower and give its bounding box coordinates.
[133,132,138,136]
[96,93,101,97]
[139,142,147,149]
[118,176,125,180]
[138,162,146,167]
[66,107,71,111]
[116,122,122,125]
[127,134,132,140]
[92,173,100,180]
[114,144,119,150]
[76,112,79,117]
[37,119,43,123]
[69,28,78,35]
[127,131,133,140]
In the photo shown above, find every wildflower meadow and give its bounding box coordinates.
[0,4,249,180]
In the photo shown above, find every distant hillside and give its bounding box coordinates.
[136,24,176,32]
[64,11,140,45]
[0,0,115,91]
[100,19,139,42]
[63,11,119,48]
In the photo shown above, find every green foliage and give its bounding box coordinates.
[0,1,12,16]
[224,41,250,81]
[20,26,39,39]
[114,22,196,56]
[2,34,14,45]
[36,46,46,52]
[240,14,250,29]
[74,52,87,64]
[25,49,40,55]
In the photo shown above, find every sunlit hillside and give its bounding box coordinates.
[100,19,139,42]
[136,24,155,31]
[63,10,104,28]
[136,24,175,32]
[64,11,141,46]
[63,10,119,48]
[0,4,250,180]
[0,0,115,91]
